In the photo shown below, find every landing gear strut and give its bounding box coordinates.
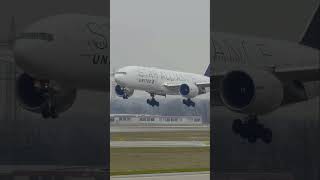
[232,115,272,144]
[147,93,159,107]
[182,98,195,107]
[37,80,59,119]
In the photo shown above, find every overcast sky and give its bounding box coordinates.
[111,0,210,74]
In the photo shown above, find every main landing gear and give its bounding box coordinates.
[37,80,59,119]
[182,98,195,107]
[147,93,159,107]
[122,94,129,99]
[232,115,272,144]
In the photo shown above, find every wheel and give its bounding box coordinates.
[182,99,186,104]
[51,112,59,119]
[239,123,249,138]
[41,110,50,118]
[41,103,51,119]
[147,99,150,104]
[191,102,195,107]
[156,101,160,106]
[232,119,242,134]
[261,128,272,144]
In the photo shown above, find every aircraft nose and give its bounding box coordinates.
[13,38,51,75]
[114,73,124,84]
[114,72,128,86]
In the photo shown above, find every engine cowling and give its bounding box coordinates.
[179,83,199,98]
[115,85,134,98]
[16,73,77,114]
[220,69,283,115]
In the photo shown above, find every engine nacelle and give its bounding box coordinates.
[115,85,134,98]
[220,69,284,115]
[16,73,77,114]
[179,83,199,98]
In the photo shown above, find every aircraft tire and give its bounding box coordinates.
[191,101,195,107]
[232,119,242,134]
[261,128,272,144]
[41,103,51,119]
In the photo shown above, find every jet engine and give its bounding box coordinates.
[220,70,284,115]
[16,73,77,116]
[179,83,199,98]
[115,85,134,98]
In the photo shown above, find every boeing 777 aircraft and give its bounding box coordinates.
[113,66,210,107]
[209,6,320,143]
[2,5,318,129]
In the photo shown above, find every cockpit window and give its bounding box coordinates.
[115,72,127,75]
[16,32,54,41]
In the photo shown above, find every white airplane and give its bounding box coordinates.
[113,66,210,107]
[209,5,320,143]
[12,14,109,118]
[4,4,319,128]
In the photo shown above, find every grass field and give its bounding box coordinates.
[110,147,210,176]
[111,131,210,141]
[110,130,210,175]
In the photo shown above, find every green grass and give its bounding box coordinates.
[111,131,210,141]
[111,147,210,176]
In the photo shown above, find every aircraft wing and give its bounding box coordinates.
[195,81,210,88]
[274,66,320,82]
[163,81,210,89]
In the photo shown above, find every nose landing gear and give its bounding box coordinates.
[232,115,272,144]
[147,93,159,107]
[36,80,59,119]
[182,98,195,107]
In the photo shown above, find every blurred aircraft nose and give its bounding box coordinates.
[13,38,48,75]
[114,69,129,86]
[13,32,54,71]
[114,73,124,84]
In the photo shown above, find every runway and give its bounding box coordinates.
[111,126,209,133]
[111,172,209,180]
[111,141,209,147]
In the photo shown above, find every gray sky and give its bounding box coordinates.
[111,0,210,74]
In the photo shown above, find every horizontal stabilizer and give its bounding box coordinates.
[300,5,320,49]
